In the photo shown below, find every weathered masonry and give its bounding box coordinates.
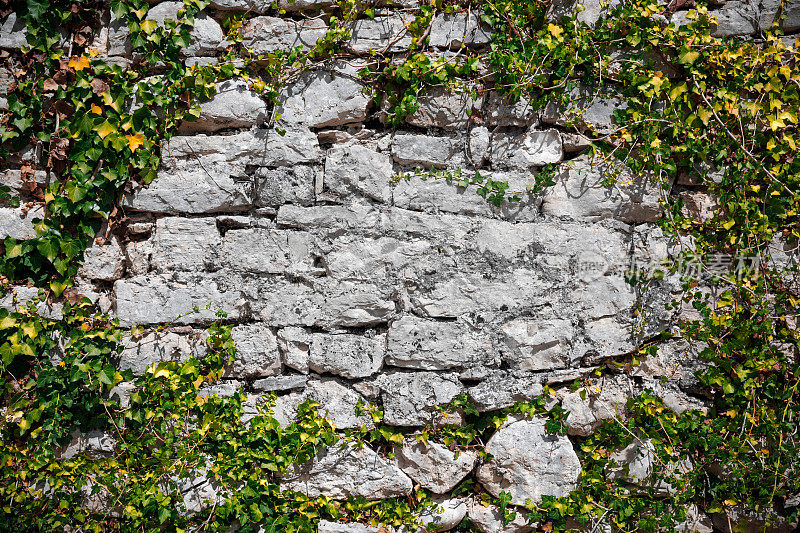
[2,0,800,531]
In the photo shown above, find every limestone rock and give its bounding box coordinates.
[124,165,252,215]
[403,89,484,130]
[281,441,412,499]
[392,133,465,169]
[349,14,414,53]
[278,62,369,128]
[0,13,27,49]
[309,333,385,379]
[179,79,266,133]
[277,204,382,236]
[277,326,311,373]
[485,92,539,127]
[562,375,631,436]
[429,12,490,48]
[159,128,323,168]
[322,235,433,281]
[78,236,126,281]
[418,496,468,532]
[541,88,625,135]
[489,130,563,169]
[317,521,387,533]
[395,438,478,493]
[376,372,463,426]
[113,274,246,326]
[59,430,116,459]
[252,375,308,392]
[541,154,661,223]
[607,438,694,496]
[307,379,374,429]
[476,418,581,505]
[467,498,534,533]
[324,145,393,202]
[548,0,622,27]
[145,2,225,56]
[392,171,540,221]
[0,205,43,240]
[241,16,327,53]
[148,217,220,272]
[257,279,396,327]
[220,228,315,275]
[119,329,206,375]
[227,323,281,378]
[467,372,544,412]
[500,318,573,371]
[386,315,496,371]
[469,125,491,164]
[256,166,316,207]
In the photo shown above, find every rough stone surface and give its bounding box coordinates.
[119,329,206,375]
[418,496,468,531]
[392,133,465,169]
[376,372,463,426]
[278,62,369,128]
[179,80,266,133]
[607,439,694,496]
[77,236,126,281]
[476,418,581,505]
[0,13,27,49]
[324,145,393,202]
[241,16,328,53]
[541,154,661,223]
[228,323,282,378]
[467,498,534,533]
[146,2,226,56]
[349,14,414,53]
[386,316,496,370]
[281,442,413,499]
[395,439,478,493]
[429,12,491,48]
[500,318,573,371]
[489,130,563,169]
[562,375,632,436]
[0,206,44,240]
[485,92,539,127]
[403,89,484,130]
[309,333,385,378]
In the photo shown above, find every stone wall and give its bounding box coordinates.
[3,1,799,531]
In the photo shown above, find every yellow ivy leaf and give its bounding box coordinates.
[547,24,563,38]
[0,316,16,329]
[96,120,116,139]
[678,50,699,64]
[697,107,712,125]
[126,134,144,152]
[140,19,159,34]
[68,56,90,71]
[90,104,102,115]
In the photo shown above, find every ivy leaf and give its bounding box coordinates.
[37,239,59,262]
[96,120,117,139]
[126,134,144,152]
[141,19,159,34]
[678,49,700,64]
[68,56,91,71]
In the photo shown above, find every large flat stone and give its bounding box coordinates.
[148,217,221,272]
[113,274,245,326]
[281,442,412,499]
[395,439,478,493]
[403,89,484,130]
[375,372,463,426]
[386,315,496,370]
[500,318,573,371]
[349,14,414,53]
[0,206,43,240]
[255,166,316,207]
[119,329,206,375]
[146,2,226,56]
[227,323,282,378]
[324,145,392,202]
[392,133,465,169]
[220,228,315,275]
[179,80,267,133]
[308,333,385,379]
[241,16,327,53]
[476,418,581,505]
[540,154,661,223]
[278,62,369,128]
[429,12,490,48]
[489,130,563,169]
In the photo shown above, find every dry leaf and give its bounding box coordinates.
[90,78,110,95]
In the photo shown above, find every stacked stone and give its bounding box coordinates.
[7,0,799,530]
